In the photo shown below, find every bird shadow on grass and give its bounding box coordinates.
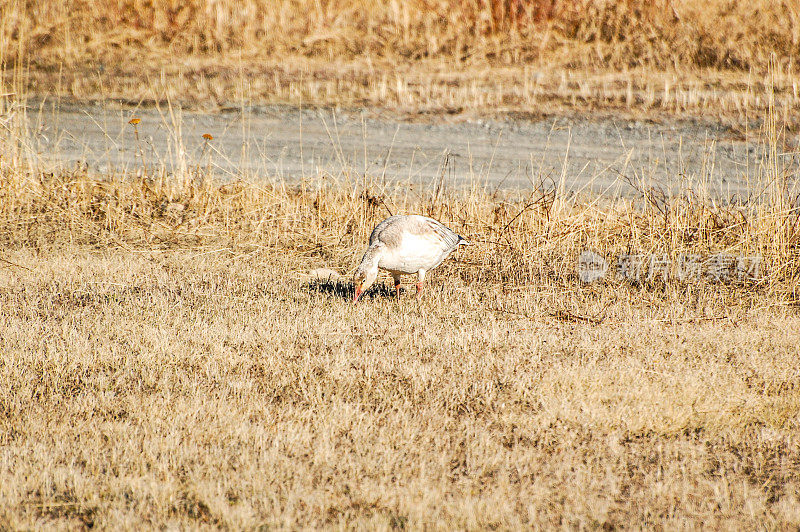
[305,280,399,301]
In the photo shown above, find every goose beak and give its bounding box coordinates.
[353,283,363,302]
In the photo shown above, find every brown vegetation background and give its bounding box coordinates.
[4,0,800,114]
[8,0,798,69]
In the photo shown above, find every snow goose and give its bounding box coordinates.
[353,215,469,302]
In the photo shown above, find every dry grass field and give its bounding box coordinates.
[1,243,799,528]
[1,90,800,527]
[2,0,800,528]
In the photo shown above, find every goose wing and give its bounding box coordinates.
[370,215,464,250]
[418,216,465,251]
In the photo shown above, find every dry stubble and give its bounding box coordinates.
[1,170,799,527]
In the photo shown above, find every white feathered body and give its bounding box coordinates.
[360,215,467,276]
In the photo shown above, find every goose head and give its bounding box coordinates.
[353,263,378,302]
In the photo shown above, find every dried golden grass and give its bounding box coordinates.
[8,0,799,70]
[3,0,800,117]
[2,243,800,528]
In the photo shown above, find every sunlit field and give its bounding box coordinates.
[1,0,800,528]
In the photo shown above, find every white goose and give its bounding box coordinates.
[353,214,469,302]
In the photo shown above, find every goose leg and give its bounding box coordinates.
[415,269,426,298]
[392,273,402,298]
